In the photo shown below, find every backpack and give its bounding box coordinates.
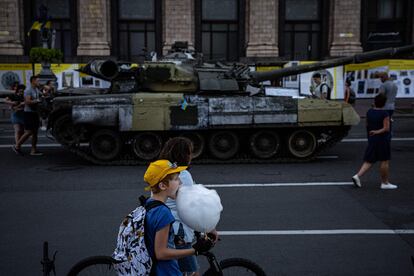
[320,83,332,100]
[112,196,165,276]
[348,88,356,104]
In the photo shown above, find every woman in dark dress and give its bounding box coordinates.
[352,93,397,189]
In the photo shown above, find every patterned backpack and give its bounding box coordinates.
[112,196,164,275]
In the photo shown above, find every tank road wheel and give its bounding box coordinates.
[133,132,162,161]
[208,131,239,160]
[180,132,205,159]
[249,130,280,159]
[52,114,80,146]
[288,130,317,158]
[90,129,122,161]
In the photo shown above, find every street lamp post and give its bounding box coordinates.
[37,4,57,86]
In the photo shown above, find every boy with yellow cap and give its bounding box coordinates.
[143,159,213,276]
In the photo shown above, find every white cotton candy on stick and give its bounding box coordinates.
[176,184,223,232]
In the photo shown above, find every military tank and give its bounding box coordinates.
[47,42,414,165]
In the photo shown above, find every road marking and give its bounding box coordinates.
[0,143,62,148]
[218,229,414,235]
[342,137,414,142]
[205,182,353,188]
[316,155,338,159]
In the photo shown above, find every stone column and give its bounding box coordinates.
[77,0,110,56]
[329,0,363,56]
[0,0,24,55]
[245,0,278,57]
[163,0,194,54]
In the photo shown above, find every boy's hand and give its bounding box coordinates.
[192,237,214,255]
[207,230,219,243]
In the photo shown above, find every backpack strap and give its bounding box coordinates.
[143,198,168,276]
[320,83,331,100]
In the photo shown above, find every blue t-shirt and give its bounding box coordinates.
[366,109,390,142]
[145,199,181,276]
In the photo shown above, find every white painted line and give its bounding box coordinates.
[316,155,338,159]
[0,143,89,148]
[0,143,62,148]
[204,182,353,188]
[218,229,414,235]
[342,137,414,142]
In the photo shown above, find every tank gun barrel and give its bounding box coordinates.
[249,45,414,83]
[78,59,119,81]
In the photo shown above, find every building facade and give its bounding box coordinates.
[0,0,413,63]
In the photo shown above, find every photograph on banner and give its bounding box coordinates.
[34,64,80,90]
[345,59,414,98]
[0,64,31,90]
[298,63,344,100]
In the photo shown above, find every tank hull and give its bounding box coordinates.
[49,92,359,164]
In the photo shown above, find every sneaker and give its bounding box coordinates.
[12,146,24,156]
[30,152,44,156]
[381,183,397,189]
[352,174,361,188]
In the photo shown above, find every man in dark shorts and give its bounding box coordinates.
[12,75,43,156]
[351,94,397,189]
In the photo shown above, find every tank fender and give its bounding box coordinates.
[342,104,360,126]
[72,105,133,129]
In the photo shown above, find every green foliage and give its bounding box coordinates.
[29,47,63,63]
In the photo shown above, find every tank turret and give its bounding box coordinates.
[47,43,414,164]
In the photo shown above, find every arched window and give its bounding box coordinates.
[279,0,329,60]
[24,0,77,60]
[195,0,245,61]
[111,0,162,61]
[362,0,412,50]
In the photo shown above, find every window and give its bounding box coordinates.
[196,0,245,61]
[112,0,162,61]
[362,0,412,51]
[24,0,77,59]
[280,0,328,60]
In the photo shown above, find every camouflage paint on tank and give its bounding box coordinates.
[297,98,342,126]
[131,93,184,131]
[207,96,297,126]
[341,103,361,125]
[69,92,359,133]
[70,94,133,128]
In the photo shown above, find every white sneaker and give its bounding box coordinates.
[352,175,361,188]
[380,183,398,190]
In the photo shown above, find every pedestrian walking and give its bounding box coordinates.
[344,79,356,105]
[159,137,218,276]
[378,72,397,119]
[12,75,43,156]
[5,84,25,145]
[143,159,214,275]
[352,94,397,189]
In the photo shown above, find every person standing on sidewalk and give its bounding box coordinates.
[12,75,43,156]
[352,93,397,189]
[378,72,397,119]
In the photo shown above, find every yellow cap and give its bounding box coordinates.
[144,160,187,190]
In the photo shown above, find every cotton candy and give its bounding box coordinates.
[176,184,223,232]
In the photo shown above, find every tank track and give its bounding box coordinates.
[63,127,350,166]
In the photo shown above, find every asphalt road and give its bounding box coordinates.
[0,118,413,276]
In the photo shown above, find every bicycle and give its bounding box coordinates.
[66,233,266,276]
